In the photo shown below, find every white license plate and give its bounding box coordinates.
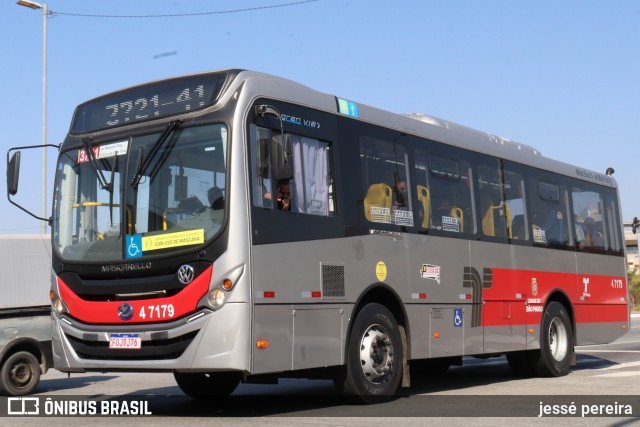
[109,333,141,349]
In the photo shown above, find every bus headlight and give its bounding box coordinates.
[52,295,68,316]
[208,289,227,307]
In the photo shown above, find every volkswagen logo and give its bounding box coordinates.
[177,264,195,285]
[118,303,134,321]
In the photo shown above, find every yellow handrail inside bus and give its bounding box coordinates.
[71,201,133,235]
[417,185,430,228]
[450,207,463,232]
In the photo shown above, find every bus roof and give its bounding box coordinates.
[71,68,617,189]
[233,69,616,189]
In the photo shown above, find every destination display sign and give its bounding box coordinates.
[71,72,230,134]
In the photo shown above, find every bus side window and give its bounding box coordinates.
[360,135,411,227]
[250,125,335,217]
[571,186,609,252]
[531,180,571,248]
[429,153,475,234]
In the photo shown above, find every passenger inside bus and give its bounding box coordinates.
[275,179,292,211]
[393,179,408,210]
[584,217,605,248]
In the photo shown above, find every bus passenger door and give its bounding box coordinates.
[471,159,528,353]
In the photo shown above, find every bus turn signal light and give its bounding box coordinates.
[256,339,269,350]
[222,279,233,290]
[433,332,440,339]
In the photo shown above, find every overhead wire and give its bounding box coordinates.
[50,0,319,19]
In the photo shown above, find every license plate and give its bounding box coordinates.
[109,333,141,349]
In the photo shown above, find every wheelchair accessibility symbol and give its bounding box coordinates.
[453,308,463,328]
[127,235,143,259]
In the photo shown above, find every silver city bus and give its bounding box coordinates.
[7,70,629,402]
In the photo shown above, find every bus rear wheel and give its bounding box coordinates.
[174,371,241,399]
[536,301,573,377]
[340,303,403,404]
[0,351,41,396]
[508,301,573,378]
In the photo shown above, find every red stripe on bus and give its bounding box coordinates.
[480,268,627,327]
[57,266,212,324]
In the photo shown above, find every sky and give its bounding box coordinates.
[1,0,639,234]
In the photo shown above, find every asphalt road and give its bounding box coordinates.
[5,314,639,426]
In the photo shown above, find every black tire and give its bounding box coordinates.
[340,303,403,404]
[0,351,41,396]
[535,301,573,377]
[174,372,241,399]
[507,301,573,378]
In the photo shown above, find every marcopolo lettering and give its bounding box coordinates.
[101,262,153,273]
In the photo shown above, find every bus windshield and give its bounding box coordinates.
[53,123,228,262]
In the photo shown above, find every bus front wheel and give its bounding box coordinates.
[340,303,403,404]
[174,371,241,399]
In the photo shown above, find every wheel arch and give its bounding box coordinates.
[0,338,51,375]
[545,289,576,346]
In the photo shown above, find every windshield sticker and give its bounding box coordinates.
[442,216,460,232]
[78,140,128,163]
[126,235,143,259]
[394,209,414,227]
[142,229,204,252]
[370,207,391,224]
[337,98,359,117]
[420,264,441,284]
[533,227,546,243]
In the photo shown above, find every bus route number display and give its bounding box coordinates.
[71,73,228,134]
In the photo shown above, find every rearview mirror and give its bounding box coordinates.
[7,151,21,196]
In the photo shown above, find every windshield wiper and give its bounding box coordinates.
[131,119,182,188]
[81,137,111,192]
[108,155,118,228]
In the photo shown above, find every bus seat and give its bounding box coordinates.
[450,207,464,232]
[364,183,392,221]
[482,203,512,238]
[417,185,430,228]
[481,201,496,237]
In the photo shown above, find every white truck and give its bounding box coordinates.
[0,234,52,395]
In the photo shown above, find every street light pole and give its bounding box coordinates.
[17,0,48,235]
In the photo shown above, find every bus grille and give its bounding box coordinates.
[65,330,199,361]
[321,264,345,298]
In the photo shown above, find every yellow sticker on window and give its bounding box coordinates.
[142,229,204,252]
